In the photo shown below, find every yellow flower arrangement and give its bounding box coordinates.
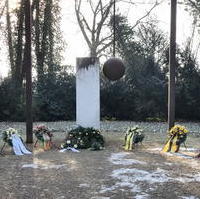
[162,125,189,153]
[169,125,188,136]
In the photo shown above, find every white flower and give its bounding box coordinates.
[74,144,78,148]
[67,140,71,144]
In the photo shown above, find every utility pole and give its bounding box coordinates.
[168,0,177,130]
[25,0,33,143]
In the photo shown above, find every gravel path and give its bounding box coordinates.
[0,121,200,133]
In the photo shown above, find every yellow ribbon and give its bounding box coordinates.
[124,132,134,151]
[162,135,179,153]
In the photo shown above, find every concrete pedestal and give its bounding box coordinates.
[76,57,100,129]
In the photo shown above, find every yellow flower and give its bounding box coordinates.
[169,125,188,136]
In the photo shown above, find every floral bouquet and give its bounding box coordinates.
[124,126,145,151]
[2,128,21,147]
[162,125,189,153]
[33,125,53,150]
[1,128,31,156]
[61,126,104,150]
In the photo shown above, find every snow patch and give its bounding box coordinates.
[22,164,38,169]
[109,152,146,165]
[164,162,173,166]
[79,183,90,188]
[102,152,200,196]
[150,147,200,153]
[163,152,193,159]
[176,173,200,183]
[100,167,171,195]
[181,148,200,152]
[99,185,116,194]
[180,196,199,199]
[22,163,67,169]
[149,148,162,151]
[111,167,171,184]
[135,193,150,199]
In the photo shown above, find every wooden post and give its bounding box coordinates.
[25,0,33,143]
[168,0,177,130]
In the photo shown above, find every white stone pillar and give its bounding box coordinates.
[76,57,100,129]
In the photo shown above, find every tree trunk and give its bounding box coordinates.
[15,0,25,86]
[168,0,177,130]
[34,0,43,81]
[24,0,33,143]
[6,0,15,77]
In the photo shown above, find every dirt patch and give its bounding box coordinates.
[0,131,200,199]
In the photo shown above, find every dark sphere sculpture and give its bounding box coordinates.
[103,57,125,81]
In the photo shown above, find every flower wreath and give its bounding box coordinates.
[124,126,145,150]
[162,125,189,153]
[2,128,21,146]
[33,125,53,149]
[61,126,104,150]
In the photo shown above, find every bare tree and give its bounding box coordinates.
[75,0,163,58]
[75,0,114,57]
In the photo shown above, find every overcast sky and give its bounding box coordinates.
[0,0,195,77]
[60,0,194,66]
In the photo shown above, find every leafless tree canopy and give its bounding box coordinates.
[75,0,114,57]
[75,0,162,58]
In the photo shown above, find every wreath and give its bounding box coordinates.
[124,126,145,150]
[33,125,53,149]
[2,128,21,147]
[61,126,104,150]
[162,125,189,153]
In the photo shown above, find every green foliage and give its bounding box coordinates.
[62,126,104,150]
[101,15,168,120]
[175,46,200,120]
[0,77,25,121]
[33,69,76,121]
[1,11,200,122]
[0,69,76,122]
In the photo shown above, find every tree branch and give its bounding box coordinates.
[97,40,113,55]
[88,0,95,14]
[79,12,92,33]
[96,0,114,44]
[0,0,6,20]
[75,0,91,48]
[186,0,200,13]
[98,34,112,45]
[132,1,160,28]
